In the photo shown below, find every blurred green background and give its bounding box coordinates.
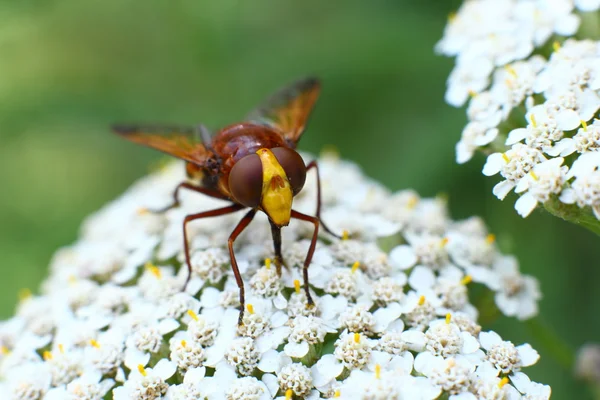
[0,0,596,397]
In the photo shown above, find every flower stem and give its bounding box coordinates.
[578,11,600,40]
[525,317,574,371]
[543,196,600,237]
[592,384,600,400]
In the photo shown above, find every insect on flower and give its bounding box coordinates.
[113,77,340,323]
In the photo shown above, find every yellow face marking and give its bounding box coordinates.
[256,148,293,227]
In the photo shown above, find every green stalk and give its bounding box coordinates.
[525,317,574,371]
[543,197,600,237]
[578,11,600,40]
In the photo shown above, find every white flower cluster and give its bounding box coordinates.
[439,0,600,219]
[0,155,548,399]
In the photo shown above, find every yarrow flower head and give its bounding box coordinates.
[440,0,600,223]
[0,155,548,399]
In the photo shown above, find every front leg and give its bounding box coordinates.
[290,209,319,306]
[182,204,244,290]
[306,160,342,239]
[149,182,229,213]
[228,209,257,325]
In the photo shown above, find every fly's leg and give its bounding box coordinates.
[306,160,342,239]
[182,204,244,290]
[290,209,319,306]
[228,210,257,325]
[147,182,229,214]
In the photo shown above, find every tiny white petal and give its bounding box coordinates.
[506,128,529,145]
[159,318,180,334]
[273,292,288,309]
[576,0,600,11]
[258,349,284,373]
[184,366,206,383]
[476,128,499,146]
[493,180,516,200]
[556,109,581,131]
[456,142,474,164]
[559,188,576,204]
[517,343,540,367]
[124,348,150,370]
[390,245,418,270]
[154,359,177,380]
[460,332,481,354]
[479,331,503,350]
[402,329,427,351]
[314,354,344,386]
[510,371,531,392]
[283,341,309,358]
[476,361,500,378]
[368,351,392,370]
[408,266,436,291]
[555,13,580,35]
[483,153,505,176]
[270,311,289,328]
[200,287,221,308]
[413,351,438,374]
[373,303,402,333]
[515,193,538,218]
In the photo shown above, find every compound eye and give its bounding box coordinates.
[272,147,306,195]
[229,154,263,208]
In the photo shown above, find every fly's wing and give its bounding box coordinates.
[112,124,212,165]
[247,77,321,147]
